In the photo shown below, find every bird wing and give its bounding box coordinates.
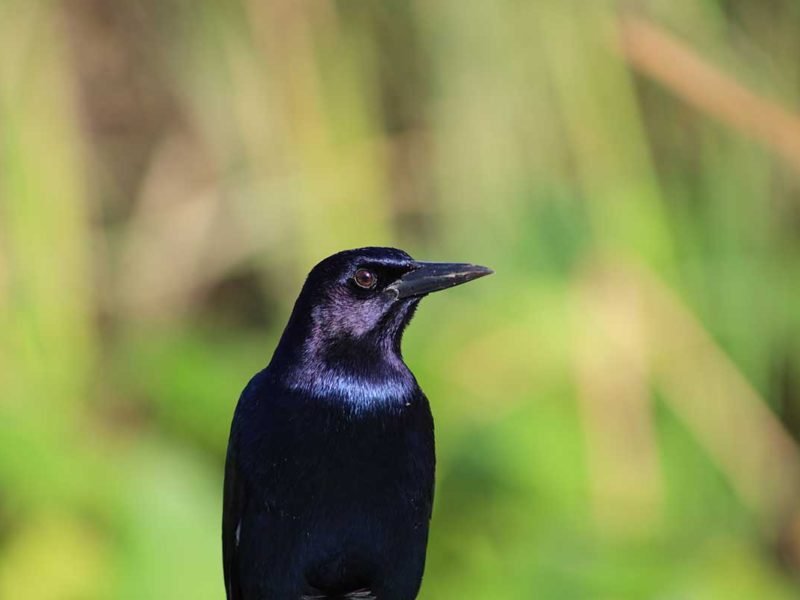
[222,447,247,600]
[301,590,376,599]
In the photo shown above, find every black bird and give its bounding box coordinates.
[223,247,492,600]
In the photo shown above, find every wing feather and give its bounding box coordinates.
[222,449,247,600]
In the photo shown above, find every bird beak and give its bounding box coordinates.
[387,261,494,299]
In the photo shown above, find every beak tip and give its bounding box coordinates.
[471,265,494,278]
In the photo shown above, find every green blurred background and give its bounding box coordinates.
[3,1,800,598]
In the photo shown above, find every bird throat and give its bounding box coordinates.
[274,299,419,410]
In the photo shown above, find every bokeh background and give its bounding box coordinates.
[2,1,800,598]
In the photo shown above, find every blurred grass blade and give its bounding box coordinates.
[618,14,800,173]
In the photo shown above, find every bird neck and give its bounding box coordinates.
[268,302,417,409]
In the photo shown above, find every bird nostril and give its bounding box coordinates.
[353,269,377,289]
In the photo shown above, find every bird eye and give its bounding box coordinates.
[353,268,377,289]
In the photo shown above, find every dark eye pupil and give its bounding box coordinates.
[354,269,376,289]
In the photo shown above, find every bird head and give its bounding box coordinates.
[272,247,492,381]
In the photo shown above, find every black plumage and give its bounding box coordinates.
[223,247,492,599]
